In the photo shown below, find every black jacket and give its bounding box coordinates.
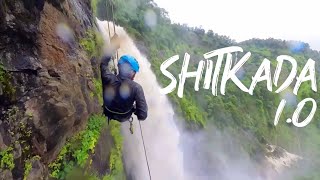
[100,55,148,122]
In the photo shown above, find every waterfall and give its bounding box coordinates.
[97,19,185,180]
[96,19,301,180]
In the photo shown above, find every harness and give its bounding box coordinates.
[104,105,132,115]
[104,105,135,134]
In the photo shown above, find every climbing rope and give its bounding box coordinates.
[109,0,119,62]
[105,1,151,179]
[106,115,152,179]
[106,0,118,75]
[139,120,152,180]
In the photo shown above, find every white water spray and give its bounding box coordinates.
[97,19,185,180]
[96,19,303,180]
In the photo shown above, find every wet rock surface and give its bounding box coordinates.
[0,0,104,179]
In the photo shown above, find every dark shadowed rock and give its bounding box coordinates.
[0,84,3,95]
[13,143,22,159]
[0,132,7,150]
[0,169,13,180]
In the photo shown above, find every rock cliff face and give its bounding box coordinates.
[0,0,103,179]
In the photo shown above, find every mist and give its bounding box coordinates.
[96,19,312,180]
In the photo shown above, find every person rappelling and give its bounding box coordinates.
[100,3,152,178]
[100,34,148,127]
[100,34,151,178]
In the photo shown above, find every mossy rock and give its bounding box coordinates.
[0,64,16,102]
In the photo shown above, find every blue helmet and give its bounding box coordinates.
[118,55,140,72]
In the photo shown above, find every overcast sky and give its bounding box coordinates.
[153,0,320,51]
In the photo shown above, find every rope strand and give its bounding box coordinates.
[139,121,152,180]
[107,1,151,179]
[106,0,118,74]
[110,0,119,62]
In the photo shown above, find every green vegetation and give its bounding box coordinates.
[91,0,98,16]
[176,96,206,129]
[103,121,124,180]
[74,115,105,167]
[80,30,104,59]
[81,29,105,106]
[0,147,14,170]
[95,0,320,140]
[78,26,124,179]
[24,160,32,180]
[0,63,15,99]
[92,78,103,105]
[49,115,106,179]
[92,0,320,177]
[48,115,125,180]
[23,156,41,180]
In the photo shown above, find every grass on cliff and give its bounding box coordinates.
[49,115,106,179]
[0,63,16,99]
[48,114,124,180]
[91,78,103,105]
[0,147,14,171]
[102,121,124,180]
[23,155,41,180]
[80,30,104,59]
